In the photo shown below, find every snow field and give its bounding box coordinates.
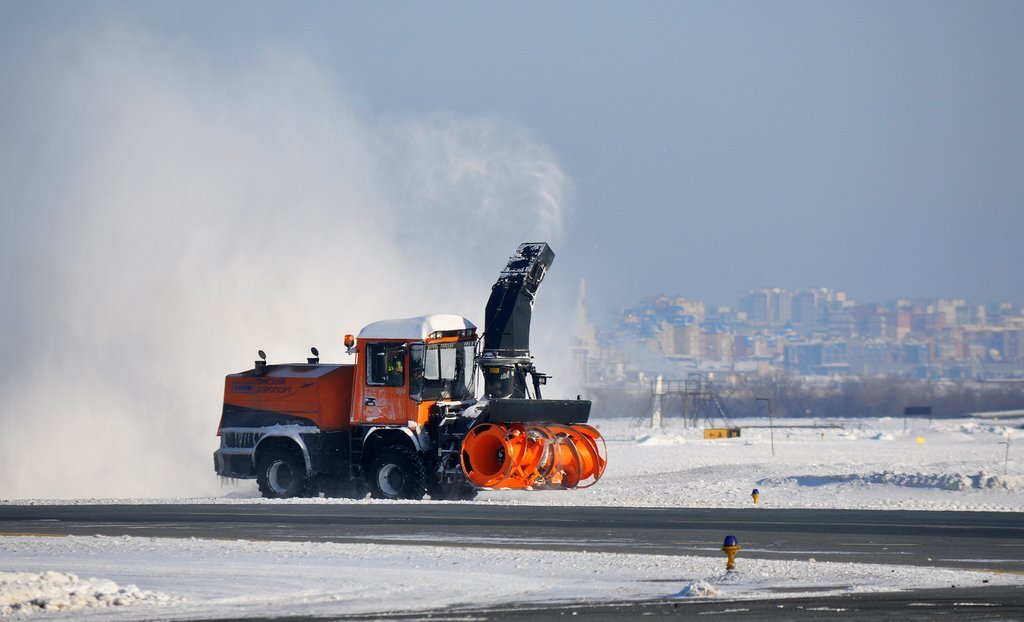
[3,416,1020,511]
[1,535,1021,620]
[480,415,1024,511]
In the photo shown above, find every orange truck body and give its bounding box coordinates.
[222,365,354,432]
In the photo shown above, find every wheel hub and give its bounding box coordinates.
[267,461,293,494]
[377,464,405,497]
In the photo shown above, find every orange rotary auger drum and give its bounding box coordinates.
[461,422,607,489]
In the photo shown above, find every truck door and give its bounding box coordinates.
[360,342,408,424]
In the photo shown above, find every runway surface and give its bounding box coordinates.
[2,503,1023,619]
[1,504,1022,572]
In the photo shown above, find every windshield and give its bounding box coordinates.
[410,340,476,402]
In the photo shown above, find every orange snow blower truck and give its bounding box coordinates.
[215,243,606,500]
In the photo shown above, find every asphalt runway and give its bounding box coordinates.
[2,504,1023,619]
[327,586,1024,621]
[1,504,1022,572]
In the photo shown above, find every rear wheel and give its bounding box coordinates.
[368,446,426,500]
[256,445,313,499]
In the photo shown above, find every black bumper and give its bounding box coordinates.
[214,449,256,479]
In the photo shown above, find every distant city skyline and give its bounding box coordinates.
[593,285,1023,325]
[579,288,1024,384]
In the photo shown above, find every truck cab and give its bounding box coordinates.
[345,315,481,500]
[351,314,477,429]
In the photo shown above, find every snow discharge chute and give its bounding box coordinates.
[459,243,607,491]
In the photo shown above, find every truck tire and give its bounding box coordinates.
[256,445,314,499]
[368,445,426,500]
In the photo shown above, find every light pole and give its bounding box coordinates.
[1003,432,1011,475]
[756,397,775,457]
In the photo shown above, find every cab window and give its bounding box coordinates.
[367,343,405,387]
[410,341,475,401]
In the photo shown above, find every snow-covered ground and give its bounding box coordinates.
[2,534,1020,619]
[5,415,1021,511]
[483,414,1024,512]
[2,415,1022,618]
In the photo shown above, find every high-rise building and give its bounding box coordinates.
[739,290,771,324]
[791,290,819,326]
[739,288,793,324]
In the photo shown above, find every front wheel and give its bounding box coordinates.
[256,445,313,499]
[368,446,426,500]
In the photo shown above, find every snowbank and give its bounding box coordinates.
[0,571,169,616]
[760,471,1023,492]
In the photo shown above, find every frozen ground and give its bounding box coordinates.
[1,415,1022,618]
[7,415,1020,511]
[483,414,1024,512]
[1,534,1020,619]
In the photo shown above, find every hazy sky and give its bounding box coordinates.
[4,2,1023,313]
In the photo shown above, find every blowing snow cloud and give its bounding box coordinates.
[0,27,570,498]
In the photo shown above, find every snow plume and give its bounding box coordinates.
[0,27,570,498]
